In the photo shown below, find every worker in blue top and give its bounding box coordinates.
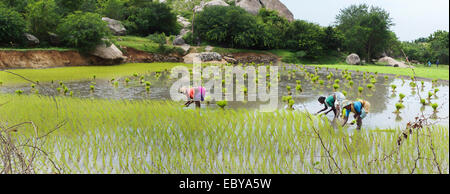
[341,99,371,130]
[316,92,346,118]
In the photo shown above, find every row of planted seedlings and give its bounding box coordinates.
[1,94,447,174]
[11,69,171,97]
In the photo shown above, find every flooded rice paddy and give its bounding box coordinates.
[2,64,448,130]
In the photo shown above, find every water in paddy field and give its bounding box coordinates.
[1,65,448,130]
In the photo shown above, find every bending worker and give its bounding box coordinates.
[179,86,206,108]
[316,92,346,118]
[341,99,371,130]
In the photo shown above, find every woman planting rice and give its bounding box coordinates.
[179,86,206,108]
[341,99,371,130]
[316,92,346,118]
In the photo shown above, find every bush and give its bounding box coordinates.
[125,2,179,36]
[57,11,111,52]
[0,6,27,45]
[26,0,61,41]
[146,33,167,45]
[97,0,127,20]
[194,5,259,48]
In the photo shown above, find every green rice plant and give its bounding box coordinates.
[319,80,324,85]
[421,80,425,87]
[69,91,73,97]
[394,103,404,113]
[428,91,433,99]
[125,78,130,84]
[282,95,292,103]
[296,80,301,85]
[370,78,377,84]
[56,87,62,93]
[64,87,69,95]
[216,100,227,109]
[348,80,354,86]
[295,84,302,92]
[409,82,417,88]
[431,103,438,112]
[390,84,397,92]
[288,99,295,109]
[358,87,364,94]
[384,76,389,80]
[286,86,291,92]
[145,81,152,87]
[90,85,95,92]
[434,88,439,95]
[146,86,150,92]
[342,90,347,96]
[31,84,35,89]
[334,79,340,84]
[93,75,96,80]
[420,98,426,106]
[133,73,138,77]
[367,84,374,89]
[114,81,119,87]
[0,80,3,85]
[15,90,23,95]
[399,93,405,102]
[333,83,339,91]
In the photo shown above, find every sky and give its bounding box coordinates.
[281,0,449,41]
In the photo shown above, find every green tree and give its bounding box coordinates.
[125,1,179,36]
[428,30,449,64]
[336,4,394,62]
[194,5,259,48]
[256,8,290,49]
[57,11,111,52]
[0,6,27,46]
[285,20,325,58]
[98,0,127,20]
[26,0,61,42]
[1,0,30,13]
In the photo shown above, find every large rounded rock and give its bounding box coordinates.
[173,36,185,45]
[199,52,222,62]
[24,33,39,46]
[90,43,127,60]
[102,17,127,36]
[195,0,229,12]
[236,0,262,15]
[236,0,294,21]
[346,53,361,65]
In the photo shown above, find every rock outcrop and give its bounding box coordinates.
[173,36,186,45]
[90,43,127,61]
[346,53,361,65]
[102,17,127,36]
[236,0,294,21]
[24,33,39,46]
[194,0,229,12]
[378,56,414,68]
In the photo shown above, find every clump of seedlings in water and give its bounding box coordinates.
[216,100,227,109]
[421,80,425,87]
[319,80,324,86]
[15,90,23,95]
[125,78,130,84]
[334,79,340,84]
[342,90,347,96]
[370,78,377,84]
[394,103,404,113]
[391,84,397,92]
[146,86,150,93]
[409,81,416,88]
[367,83,374,89]
[349,80,354,87]
[296,84,302,92]
[399,93,405,102]
[420,98,427,106]
[428,91,433,99]
[333,83,340,91]
[384,76,388,80]
[93,75,96,80]
[431,103,438,112]
[90,85,95,92]
[434,88,439,95]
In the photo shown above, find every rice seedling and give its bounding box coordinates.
[125,78,130,84]
[428,91,433,99]
[431,103,438,112]
[421,81,425,87]
[15,90,23,95]
[434,88,439,95]
[348,80,354,87]
[358,87,363,94]
[90,85,95,92]
[420,98,426,106]
[333,83,339,91]
[31,84,35,89]
[399,93,405,102]
[216,100,227,109]
[93,75,96,80]
[342,90,347,96]
[394,103,404,113]
[334,79,340,84]
[296,84,302,92]
[370,78,377,84]
[409,82,417,88]
[319,80,324,86]
[391,84,397,92]
[114,81,119,87]
[384,76,389,80]
[367,84,374,89]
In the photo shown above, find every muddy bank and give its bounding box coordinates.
[0,48,184,69]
